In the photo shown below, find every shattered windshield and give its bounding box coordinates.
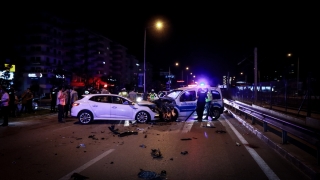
[166,90,183,99]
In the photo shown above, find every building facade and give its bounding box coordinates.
[6,11,143,95]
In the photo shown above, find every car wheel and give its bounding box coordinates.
[135,111,150,123]
[210,108,220,120]
[78,110,93,124]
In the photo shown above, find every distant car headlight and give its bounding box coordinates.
[136,97,142,102]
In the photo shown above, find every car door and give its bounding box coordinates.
[178,90,197,116]
[110,96,134,119]
[88,95,111,118]
[177,90,197,116]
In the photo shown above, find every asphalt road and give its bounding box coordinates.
[0,112,312,180]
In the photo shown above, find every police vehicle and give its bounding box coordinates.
[153,84,224,121]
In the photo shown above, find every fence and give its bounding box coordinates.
[222,79,320,116]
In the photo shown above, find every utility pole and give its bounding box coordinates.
[254,47,258,104]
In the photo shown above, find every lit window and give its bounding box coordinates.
[103,62,105,64]
[98,51,100,54]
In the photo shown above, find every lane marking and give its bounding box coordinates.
[221,114,280,180]
[181,121,194,133]
[59,149,115,180]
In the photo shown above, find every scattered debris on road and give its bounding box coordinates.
[181,138,192,140]
[151,149,162,158]
[138,169,166,179]
[216,130,227,133]
[181,151,188,155]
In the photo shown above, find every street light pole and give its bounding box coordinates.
[168,66,171,90]
[143,28,146,93]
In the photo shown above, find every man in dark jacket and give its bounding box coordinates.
[195,88,207,122]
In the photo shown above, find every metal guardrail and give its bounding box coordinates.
[223,99,320,165]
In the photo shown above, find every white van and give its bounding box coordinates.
[153,85,224,121]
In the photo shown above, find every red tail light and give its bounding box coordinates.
[72,103,80,107]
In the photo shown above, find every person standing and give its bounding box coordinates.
[26,89,34,114]
[101,86,110,94]
[8,87,16,117]
[50,87,58,112]
[149,89,158,101]
[57,86,66,123]
[0,86,10,126]
[69,87,78,114]
[21,88,33,114]
[128,88,137,102]
[204,89,213,120]
[195,88,207,122]
[118,88,128,97]
[64,87,71,118]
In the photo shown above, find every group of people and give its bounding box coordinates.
[195,88,213,122]
[1,86,37,126]
[52,86,78,123]
[118,88,159,102]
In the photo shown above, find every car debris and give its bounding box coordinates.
[236,142,241,146]
[138,169,166,179]
[216,130,226,133]
[181,151,188,155]
[118,131,138,137]
[88,135,98,140]
[108,125,120,135]
[76,144,85,148]
[151,149,162,158]
[181,138,192,140]
[108,125,138,137]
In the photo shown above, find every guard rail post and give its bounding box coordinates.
[251,116,256,125]
[282,130,288,144]
[263,122,268,132]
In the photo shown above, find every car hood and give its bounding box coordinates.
[137,100,156,106]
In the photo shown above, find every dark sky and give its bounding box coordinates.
[3,2,319,82]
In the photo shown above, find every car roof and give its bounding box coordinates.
[82,94,130,98]
[174,86,221,92]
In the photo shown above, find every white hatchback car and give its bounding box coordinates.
[71,94,157,124]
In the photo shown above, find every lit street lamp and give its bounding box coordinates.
[143,21,163,93]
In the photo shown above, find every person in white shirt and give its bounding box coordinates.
[57,86,66,123]
[0,86,10,126]
[128,88,137,102]
[101,87,110,94]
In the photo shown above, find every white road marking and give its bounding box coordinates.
[59,149,115,180]
[221,114,280,180]
[181,121,194,133]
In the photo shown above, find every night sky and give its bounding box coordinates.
[2,2,319,83]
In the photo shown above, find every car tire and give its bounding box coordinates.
[135,111,150,123]
[78,110,93,124]
[210,108,220,120]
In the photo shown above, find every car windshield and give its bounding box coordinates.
[166,90,183,99]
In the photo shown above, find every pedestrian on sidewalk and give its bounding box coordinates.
[0,86,10,126]
[57,86,66,123]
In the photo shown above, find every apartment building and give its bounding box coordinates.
[8,11,142,94]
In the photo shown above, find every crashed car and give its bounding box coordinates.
[152,85,224,121]
[71,94,158,124]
